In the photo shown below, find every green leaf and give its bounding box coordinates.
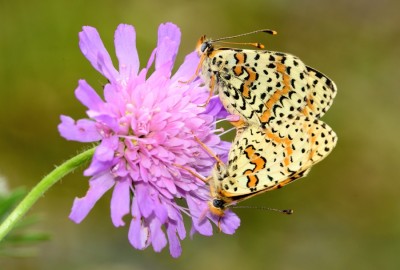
[0,188,26,219]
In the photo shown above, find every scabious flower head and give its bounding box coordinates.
[58,23,240,257]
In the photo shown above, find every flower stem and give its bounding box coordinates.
[0,147,96,242]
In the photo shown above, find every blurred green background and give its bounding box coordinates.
[1,0,399,269]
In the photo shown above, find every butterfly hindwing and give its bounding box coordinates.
[302,66,337,118]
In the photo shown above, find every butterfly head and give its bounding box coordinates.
[207,161,232,217]
[208,198,226,217]
[196,35,214,57]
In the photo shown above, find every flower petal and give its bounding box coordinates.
[79,26,119,82]
[83,138,118,177]
[149,217,167,252]
[58,115,101,142]
[218,210,241,234]
[129,197,150,249]
[155,23,181,74]
[110,178,131,227]
[171,51,199,83]
[154,198,168,224]
[95,136,119,162]
[114,24,140,81]
[203,96,229,119]
[136,183,154,218]
[83,157,109,177]
[75,80,104,111]
[186,194,213,236]
[69,172,115,223]
[145,48,157,71]
[166,224,182,258]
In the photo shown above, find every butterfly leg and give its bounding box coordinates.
[217,218,222,232]
[198,74,216,107]
[193,135,224,165]
[179,54,206,84]
[172,163,211,184]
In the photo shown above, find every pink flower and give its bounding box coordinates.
[58,23,240,257]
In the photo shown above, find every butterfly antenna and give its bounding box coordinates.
[232,205,293,215]
[210,29,277,43]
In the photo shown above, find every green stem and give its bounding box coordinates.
[0,147,96,242]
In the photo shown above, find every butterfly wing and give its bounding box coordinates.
[201,49,309,126]
[200,48,336,125]
[219,116,337,202]
[303,66,337,118]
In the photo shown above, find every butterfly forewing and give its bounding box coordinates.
[201,49,309,125]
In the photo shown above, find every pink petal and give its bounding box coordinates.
[218,210,241,234]
[136,184,154,218]
[203,97,229,119]
[166,224,182,258]
[149,218,167,252]
[153,198,168,224]
[186,195,213,236]
[95,136,119,162]
[171,51,199,83]
[88,112,119,133]
[166,205,186,240]
[114,24,140,81]
[83,141,118,176]
[110,178,131,227]
[146,48,157,71]
[155,23,181,73]
[103,82,117,102]
[69,172,115,223]
[79,26,119,82]
[161,177,177,195]
[103,83,125,107]
[129,197,150,249]
[176,214,186,240]
[58,115,101,142]
[75,80,104,111]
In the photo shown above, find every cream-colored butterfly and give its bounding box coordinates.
[195,115,337,217]
[195,30,337,128]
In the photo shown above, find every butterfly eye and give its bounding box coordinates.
[212,199,225,209]
[200,42,209,53]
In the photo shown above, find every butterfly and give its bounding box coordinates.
[205,115,337,217]
[196,30,337,128]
